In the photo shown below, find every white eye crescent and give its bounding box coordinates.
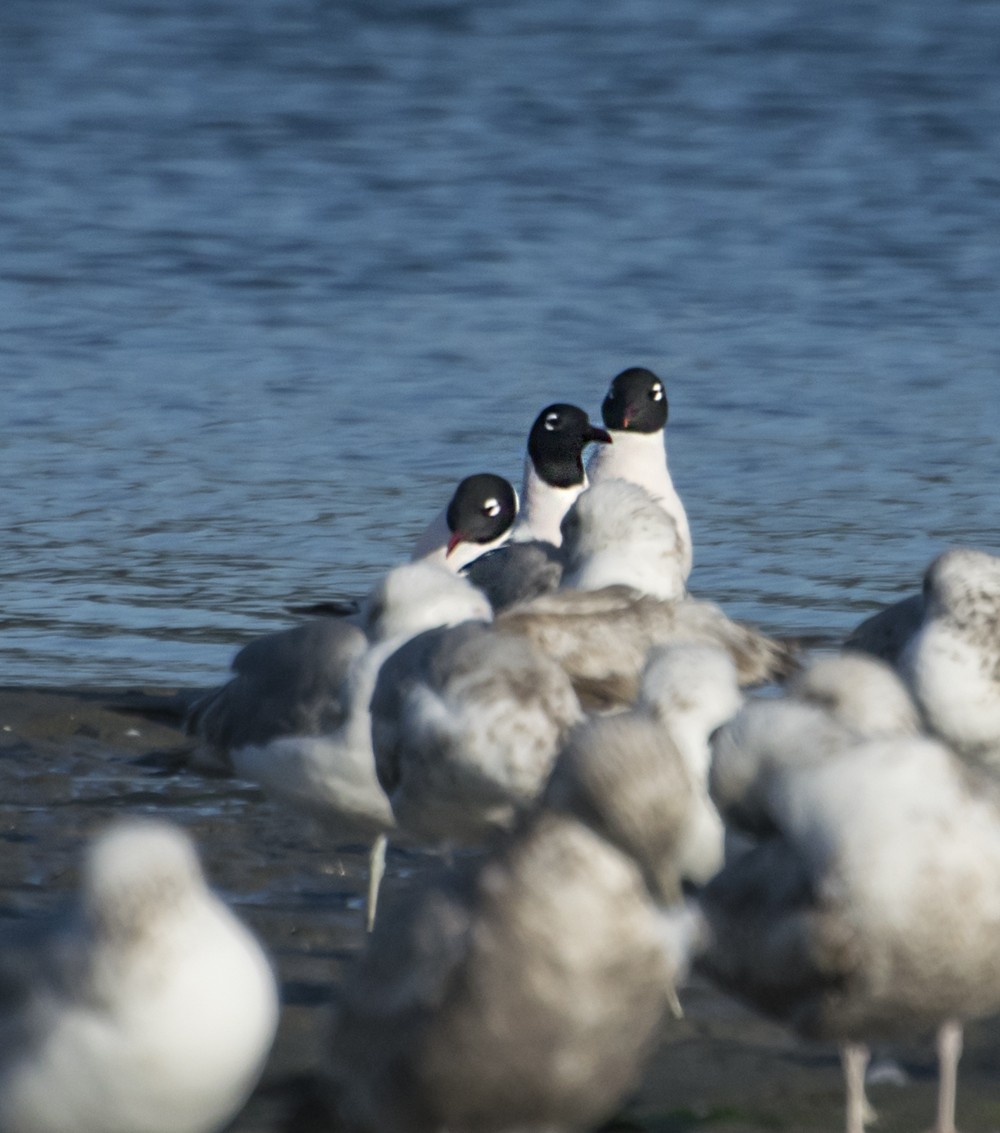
[651,383,664,401]
[544,412,560,430]
[483,498,501,517]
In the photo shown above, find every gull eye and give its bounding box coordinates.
[483,498,501,517]
[544,411,560,431]
[650,383,664,401]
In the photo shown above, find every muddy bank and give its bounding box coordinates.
[1,685,998,1133]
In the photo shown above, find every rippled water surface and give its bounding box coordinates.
[2,0,998,686]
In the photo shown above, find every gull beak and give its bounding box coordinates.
[587,425,613,445]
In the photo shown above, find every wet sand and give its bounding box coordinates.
[2,685,999,1133]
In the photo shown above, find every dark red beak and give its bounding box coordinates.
[446,531,465,557]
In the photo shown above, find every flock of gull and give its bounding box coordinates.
[2,366,999,1133]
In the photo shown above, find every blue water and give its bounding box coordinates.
[1,0,998,686]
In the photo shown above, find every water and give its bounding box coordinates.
[1,0,998,687]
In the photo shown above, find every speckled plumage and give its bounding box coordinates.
[702,736,1000,1038]
[229,562,494,841]
[710,652,921,839]
[328,708,698,1133]
[902,548,1000,766]
[497,584,795,711]
[701,671,1000,1133]
[370,620,583,845]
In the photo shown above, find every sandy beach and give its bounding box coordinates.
[1,685,999,1133]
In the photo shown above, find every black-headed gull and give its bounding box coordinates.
[509,402,611,546]
[409,472,518,571]
[587,366,693,579]
[465,404,611,612]
[290,473,517,618]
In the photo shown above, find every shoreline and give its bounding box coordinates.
[1,686,998,1132]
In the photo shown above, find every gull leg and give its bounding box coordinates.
[365,833,388,933]
[934,1019,963,1133]
[841,1042,874,1133]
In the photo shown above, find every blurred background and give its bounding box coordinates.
[1,0,997,687]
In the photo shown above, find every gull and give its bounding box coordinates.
[0,819,278,1133]
[634,644,743,885]
[465,403,610,610]
[710,651,921,839]
[326,690,702,1133]
[587,366,693,579]
[900,547,1000,767]
[559,475,687,600]
[843,548,1000,668]
[187,560,492,773]
[290,472,517,618]
[496,481,795,710]
[191,562,494,927]
[699,725,1000,1133]
[369,619,583,847]
[844,592,924,665]
[185,616,367,768]
[789,651,923,739]
[409,472,518,571]
[508,402,611,546]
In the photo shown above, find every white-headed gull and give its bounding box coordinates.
[0,819,278,1133]
[192,562,494,928]
[634,644,743,885]
[710,650,921,840]
[369,619,583,846]
[327,694,701,1133]
[901,547,1000,767]
[699,723,1000,1133]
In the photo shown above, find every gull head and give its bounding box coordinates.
[83,819,206,943]
[639,644,743,737]
[792,652,921,739]
[362,560,493,643]
[921,547,1000,635]
[600,366,669,434]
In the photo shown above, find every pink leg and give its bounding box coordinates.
[934,1019,963,1133]
[841,1042,874,1133]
